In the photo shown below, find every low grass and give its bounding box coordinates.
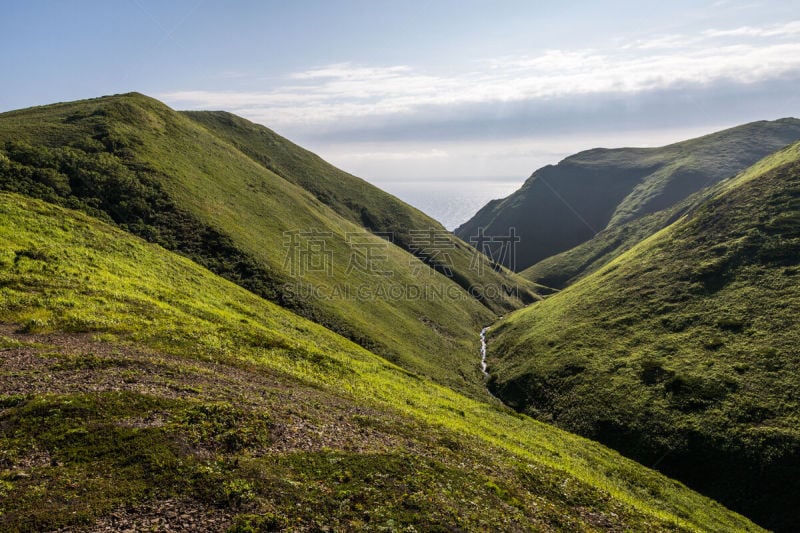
[520,183,725,289]
[182,110,540,313]
[0,192,759,531]
[489,143,800,531]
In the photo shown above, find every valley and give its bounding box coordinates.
[4,3,800,531]
[0,191,760,532]
[1,93,797,532]
[485,141,800,531]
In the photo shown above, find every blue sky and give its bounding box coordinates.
[3,0,800,183]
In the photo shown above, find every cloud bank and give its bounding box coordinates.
[162,21,800,136]
[159,20,800,180]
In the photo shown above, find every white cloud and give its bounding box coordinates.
[315,125,727,181]
[159,20,800,136]
[703,20,800,38]
[337,148,448,162]
[620,19,800,50]
[626,34,695,50]
[290,64,413,80]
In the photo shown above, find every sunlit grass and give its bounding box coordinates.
[0,192,761,531]
[491,145,800,530]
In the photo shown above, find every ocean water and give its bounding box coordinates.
[377,179,523,231]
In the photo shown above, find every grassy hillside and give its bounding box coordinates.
[181,110,540,312]
[488,142,800,531]
[0,192,761,532]
[0,93,539,398]
[521,189,710,288]
[457,118,800,271]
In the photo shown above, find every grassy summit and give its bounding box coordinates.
[457,118,800,272]
[0,192,760,531]
[488,142,800,531]
[0,93,538,398]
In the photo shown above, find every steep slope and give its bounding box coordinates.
[0,192,761,531]
[521,188,711,288]
[0,93,537,397]
[487,142,800,531]
[181,110,540,312]
[457,119,800,271]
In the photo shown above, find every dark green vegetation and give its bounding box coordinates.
[521,187,713,289]
[0,193,760,531]
[488,142,800,531]
[457,118,800,273]
[0,93,539,398]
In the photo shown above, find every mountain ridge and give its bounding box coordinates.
[0,92,538,398]
[487,140,800,531]
[0,190,762,531]
[456,118,800,272]
[181,109,542,312]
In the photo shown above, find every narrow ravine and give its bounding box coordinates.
[480,326,489,378]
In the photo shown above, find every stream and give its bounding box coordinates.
[480,326,489,377]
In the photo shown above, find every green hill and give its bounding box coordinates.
[0,192,761,531]
[456,119,800,272]
[520,188,712,289]
[487,142,800,531]
[181,110,541,311]
[0,93,538,398]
